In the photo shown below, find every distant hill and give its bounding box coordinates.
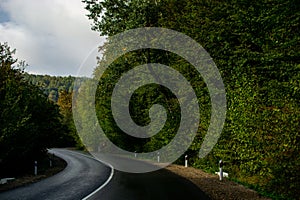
[24,73,86,102]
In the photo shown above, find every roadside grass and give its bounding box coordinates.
[167,164,272,200]
[0,153,67,192]
[186,160,296,200]
[189,162,295,200]
[228,177,295,200]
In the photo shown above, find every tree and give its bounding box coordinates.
[158,0,299,198]
[0,43,66,175]
[83,0,299,198]
[57,90,84,149]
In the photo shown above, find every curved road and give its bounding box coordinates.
[0,149,112,200]
[89,154,210,200]
[0,149,210,200]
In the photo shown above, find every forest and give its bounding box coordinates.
[81,0,299,199]
[0,45,83,177]
[24,73,84,103]
[0,0,299,199]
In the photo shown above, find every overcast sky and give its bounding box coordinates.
[0,0,105,77]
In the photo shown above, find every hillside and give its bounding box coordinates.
[24,73,86,102]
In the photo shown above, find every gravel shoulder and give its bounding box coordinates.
[166,164,271,200]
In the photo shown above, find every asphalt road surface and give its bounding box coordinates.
[0,149,112,200]
[0,149,210,200]
[89,154,210,200]
[89,169,211,200]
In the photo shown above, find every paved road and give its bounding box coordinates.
[89,169,210,200]
[88,154,210,200]
[0,149,112,200]
[0,149,210,200]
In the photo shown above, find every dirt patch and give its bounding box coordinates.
[166,164,271,200]
[0,154,66,192]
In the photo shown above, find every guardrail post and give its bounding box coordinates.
[49,153,54,167]
[34,161,38,176]
[185,155,188,167]
[219,159,223,181]
[157,152,160,163]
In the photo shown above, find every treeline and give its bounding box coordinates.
[83,0,299,199]
[24,74,84,102]
[24,73,86,150]
[0,43,82,176]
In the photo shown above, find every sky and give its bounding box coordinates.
[0,0,105,77]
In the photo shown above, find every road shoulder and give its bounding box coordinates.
[0,153,66,192]
[166,164,271,200]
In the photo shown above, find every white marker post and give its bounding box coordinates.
[134,151,137,158]
[157,152,160,163]
[219,160,223,181]
[185,155,188,167]
[34,161,38,176]
[50,153,54,167]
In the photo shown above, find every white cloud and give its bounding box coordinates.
[0,0,105,76]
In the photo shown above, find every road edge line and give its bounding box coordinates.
[51,149,114,200]
[82,155,114,200]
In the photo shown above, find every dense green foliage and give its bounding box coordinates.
[0,43,74,176]
[24,74,86,150]
[84,0,299,199]
[24,74,76,102]
[57,90,85,149]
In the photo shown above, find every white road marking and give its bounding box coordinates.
[49,149,114,200]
